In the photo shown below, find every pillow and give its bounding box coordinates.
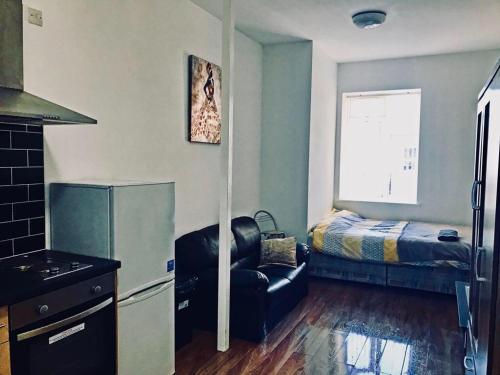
[260,237,297,267]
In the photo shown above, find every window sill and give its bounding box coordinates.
[336,198,421,206]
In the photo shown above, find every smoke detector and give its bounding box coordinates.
[352,10,387,29]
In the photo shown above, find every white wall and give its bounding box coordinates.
[22,0,263,238]
[307,44,337,229]
[334,49,500,225]
[260,41,312,242]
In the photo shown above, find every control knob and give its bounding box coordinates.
[37,305,49,315]
[91,285,102,294]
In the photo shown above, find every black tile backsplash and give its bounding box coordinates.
[14,234,45,253]
[0,240,13,258]
[27,125,43,133]
[0,185,29,204]
[12,167,44,184]
[0,131,10,148]
[0,221,29,241]
[0,149,28,167]
[28,150,43,166]
[11,131,43,150]
[0,168,11,185]
[0,123,45,257]
[0,124,27,131]
[0,205,12,222]
[13,201,44,220]
[29,184,44,201]
[30,217,45,235]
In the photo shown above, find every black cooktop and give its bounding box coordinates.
[0,251,92,281]
[0,250,120,306]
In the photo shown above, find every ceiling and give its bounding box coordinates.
[191,0,500,62]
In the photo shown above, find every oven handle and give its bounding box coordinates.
[16,297,113,342]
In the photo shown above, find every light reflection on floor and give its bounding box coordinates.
[305,330,419,375]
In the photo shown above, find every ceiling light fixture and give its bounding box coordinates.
[352,10,387,29]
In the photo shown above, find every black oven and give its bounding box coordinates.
[9,274,116,375]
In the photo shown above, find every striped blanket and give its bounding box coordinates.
[311,209,471,267]
[312,209,408,263]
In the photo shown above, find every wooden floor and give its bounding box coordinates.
[176,278,464,375]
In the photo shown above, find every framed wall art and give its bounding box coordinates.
[188,55,222,144]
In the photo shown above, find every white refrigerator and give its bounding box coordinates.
[50,181,175,375]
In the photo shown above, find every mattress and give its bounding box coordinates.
[309,209,471,269]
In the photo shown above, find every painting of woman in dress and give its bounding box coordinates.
[188,55,222,144]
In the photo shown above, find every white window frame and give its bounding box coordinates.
[338,88,422,205]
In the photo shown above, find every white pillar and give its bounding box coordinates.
[217,0,234,352]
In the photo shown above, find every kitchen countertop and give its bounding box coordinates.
[0,250,121,306]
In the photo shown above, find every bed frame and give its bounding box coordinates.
[309,251,469,295]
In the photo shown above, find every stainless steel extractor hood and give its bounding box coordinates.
[0,0,96,125]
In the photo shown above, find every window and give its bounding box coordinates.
[339,89,421,204]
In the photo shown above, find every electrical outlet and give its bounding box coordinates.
[27,7,43,27]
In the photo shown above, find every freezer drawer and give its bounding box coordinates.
[117,281,175,375]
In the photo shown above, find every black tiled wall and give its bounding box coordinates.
[0,123,45,258]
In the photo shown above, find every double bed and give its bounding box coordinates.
[308,209,471,294]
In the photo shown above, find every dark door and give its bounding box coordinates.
[10,297,116,375]
[474,92,500,375]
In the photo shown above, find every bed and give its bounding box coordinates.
[308,209,471,294]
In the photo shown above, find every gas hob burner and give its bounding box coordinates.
[12,264,33,272]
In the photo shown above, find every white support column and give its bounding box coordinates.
[217,0,234,353]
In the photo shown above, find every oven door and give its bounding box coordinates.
[10,297,116,375]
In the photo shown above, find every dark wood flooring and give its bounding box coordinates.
[176,278,464,374]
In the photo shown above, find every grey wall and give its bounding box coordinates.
[261,42,312,242]
[233,34,263,216]
[307,44,337,229]
[334,49,500,225]
[23,0,263,238]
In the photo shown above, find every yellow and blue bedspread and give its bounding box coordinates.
[312,209,406,262]
[310,209,471,268]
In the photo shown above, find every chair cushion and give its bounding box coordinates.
[258,263,304,283]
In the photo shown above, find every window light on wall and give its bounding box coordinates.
[338,89,421,204]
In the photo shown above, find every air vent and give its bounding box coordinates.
[42,114,61,120]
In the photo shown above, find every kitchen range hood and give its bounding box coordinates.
[0,0,96,125]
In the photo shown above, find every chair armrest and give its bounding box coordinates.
[231,269,269,291]
[296,242,311,265]
[197,268,269,291]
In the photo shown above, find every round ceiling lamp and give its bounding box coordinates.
[352,10,387,29]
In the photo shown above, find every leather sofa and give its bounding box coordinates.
[175,216,310,342]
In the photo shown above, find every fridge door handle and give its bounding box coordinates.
[471,180,481,210]
[475,247,488,283]
[118,281,173,308]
